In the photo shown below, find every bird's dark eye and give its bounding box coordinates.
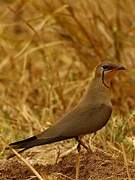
[102,65,109,70]
[102,65,113,70]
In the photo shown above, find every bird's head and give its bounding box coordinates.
[95,61,126,88]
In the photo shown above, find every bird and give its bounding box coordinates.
[8,61,126,157]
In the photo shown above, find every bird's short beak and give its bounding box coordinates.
[114,64,127,71]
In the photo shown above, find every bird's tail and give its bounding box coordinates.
[8,134,66,158]
[9,136,38,150]
[7,132,69,159]
[7,136,40,159]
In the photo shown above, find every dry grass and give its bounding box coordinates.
[0,0,135,164]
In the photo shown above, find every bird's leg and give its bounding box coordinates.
[76,137,92,153]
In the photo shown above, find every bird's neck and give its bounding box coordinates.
[80,77,112,107]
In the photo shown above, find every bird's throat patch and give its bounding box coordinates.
[102,70,117,88]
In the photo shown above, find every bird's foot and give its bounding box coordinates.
[76,137,92,153]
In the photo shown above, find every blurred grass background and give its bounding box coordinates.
[0,0,135,161]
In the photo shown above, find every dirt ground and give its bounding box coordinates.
[0,149,135,180]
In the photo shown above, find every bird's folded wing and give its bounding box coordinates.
[37,103,112,140]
